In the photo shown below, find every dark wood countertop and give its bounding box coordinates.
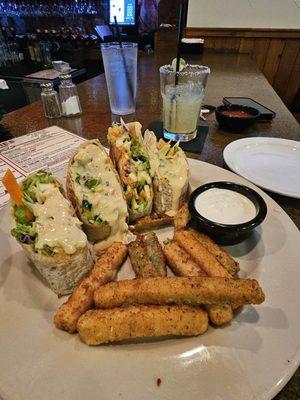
[3,51,300,228]
[1,51,300,399]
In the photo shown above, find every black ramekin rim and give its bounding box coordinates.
[215,105,260,120]
[188,181,267,232]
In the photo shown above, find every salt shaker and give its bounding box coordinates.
[40,82,62,118]
[59,74,82,117]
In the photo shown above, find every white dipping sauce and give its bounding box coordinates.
[195,188,257,225]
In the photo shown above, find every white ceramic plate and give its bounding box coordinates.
[1,159,300,400]
[223,137,300,198]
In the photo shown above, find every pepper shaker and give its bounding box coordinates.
[40,82,62,119]
[59,74,82,117]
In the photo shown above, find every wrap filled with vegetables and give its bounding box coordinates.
[4,170,93,296]
[107,121,153,222]
[144,130,189,216]
[66,140,130,250]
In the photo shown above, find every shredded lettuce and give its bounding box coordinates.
[131,197,146,212]
[137,160,150,172]
[136,198,146,212]
[22,170,60,202]
[94,214,108,226]
[173,145,180,154]
[11,224,36,243]
[42,244,55,256]
[131,139,142,157]
[131,140,148,162]
[14,205,31,225]
[84,177,101,189]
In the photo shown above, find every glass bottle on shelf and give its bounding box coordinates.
[59,74,82,117]
[32,33,42,64]
[40,82,62,118]
[27,34,37,63]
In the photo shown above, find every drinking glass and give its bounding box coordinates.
[101,42,137,115]
[160,64,210,141]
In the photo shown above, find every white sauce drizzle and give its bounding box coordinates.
[144,130,189,216]
[32,185,87,254]
[159,155,189,216]
[194,188,257,225]
[71,142,129,242]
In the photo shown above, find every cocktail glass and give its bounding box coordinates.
[160,64,210,141]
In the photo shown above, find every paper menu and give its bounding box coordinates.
[0,126,86,209]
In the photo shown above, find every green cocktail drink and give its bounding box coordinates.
[160,64,210,142]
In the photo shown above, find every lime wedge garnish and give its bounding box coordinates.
[171,58,186,72]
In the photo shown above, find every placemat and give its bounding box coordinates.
[147,121,209,153]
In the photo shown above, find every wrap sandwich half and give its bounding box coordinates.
[66,139,131,251]
[107,121,153,222]
[7,170,93,296]
[144,130,189,216]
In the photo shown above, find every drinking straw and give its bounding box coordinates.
[114,16,123,48]
[113,16,135,110]
[170,0,186,132]
[175,0,185,85]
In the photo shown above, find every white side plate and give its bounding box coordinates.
[0,159,300,400]
[223,137,300,198]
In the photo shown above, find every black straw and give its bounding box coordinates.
[175,0,185,85]
[113,16,134,108]
[114,16,123,48]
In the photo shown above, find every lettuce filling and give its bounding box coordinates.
[11,171,61,254]
[22,170,61,202]
[11,224,36,244]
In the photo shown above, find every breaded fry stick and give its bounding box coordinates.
[164,241,207,277]
[205,304,233,325]
[144,232,167,276]
[94,276,265,309]
[164,241,232,325]
[132,214,173,232]
[128,235,161,278]
[175,230,237,323]
[188,228,239,276]
[77,305,209,345]
[174,203,191,231]
[174,230,231,278]
[54,242,127,333]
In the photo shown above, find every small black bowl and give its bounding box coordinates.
[188,182,267,245]
[215,105,260,131]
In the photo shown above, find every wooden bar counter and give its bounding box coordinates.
[3,51,299,227]
[2,50,300,398]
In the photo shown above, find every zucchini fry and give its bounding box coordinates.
[164,240,233,325]
[94,276,265,309]
[128,233,166,277]
[132,214,173,232]
[77,305,209,345]
[143,232,167,276]
[163,240,207,277]
[173,230,231,278]
[174,230,241,324]
[128,235,160,278]
[54,242,127,333]
[188,228,239,276]
[173,203,191,231]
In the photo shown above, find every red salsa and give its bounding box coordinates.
[222,110,254,118]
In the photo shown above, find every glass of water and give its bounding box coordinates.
[101,42,138,115]
[160,64,210,141]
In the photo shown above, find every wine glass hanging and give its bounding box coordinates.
[0,0,98,17]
